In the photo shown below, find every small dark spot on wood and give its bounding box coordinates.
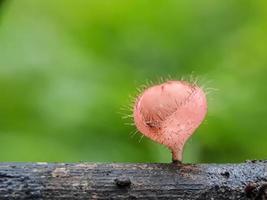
[245,182,266,199]
[105,170,111,176]
[245,183,257,198]
[114,177,131,188]
[256,183,267,200]
[25,190,31,195]
[29,190,42,199]
[221,171,230,179]
[0,173,14,178]
[129,195,137,199]
[24,183,29,188]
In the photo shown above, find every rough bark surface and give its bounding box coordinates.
[0,161,267,199]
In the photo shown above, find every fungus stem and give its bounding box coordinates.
[172,149,183,163]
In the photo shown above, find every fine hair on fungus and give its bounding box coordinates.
[133,80,207,162]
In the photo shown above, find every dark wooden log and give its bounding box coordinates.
[0,161,267,200]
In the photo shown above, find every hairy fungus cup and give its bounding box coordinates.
[133,80,207,162]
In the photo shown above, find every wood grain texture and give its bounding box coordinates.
[0,161,266,199]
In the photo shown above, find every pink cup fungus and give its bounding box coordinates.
[133,80,207,162]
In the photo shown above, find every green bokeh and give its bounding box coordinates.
[0,0,266,163]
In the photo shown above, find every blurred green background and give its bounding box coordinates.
[0,0,266,163]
